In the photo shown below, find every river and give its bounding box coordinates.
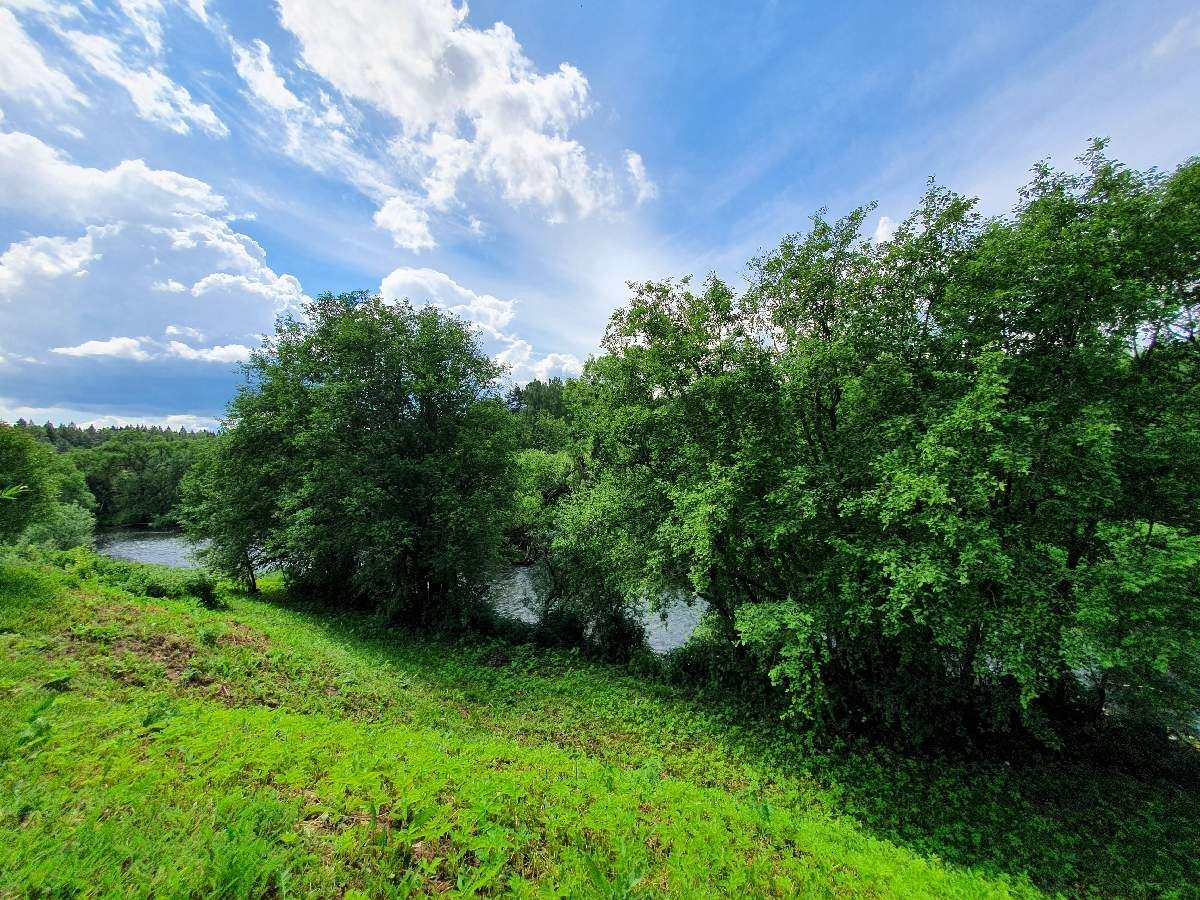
[95,528,704,653]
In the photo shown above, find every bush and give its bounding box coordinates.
[95,559,222,608]
[19,502,94,551]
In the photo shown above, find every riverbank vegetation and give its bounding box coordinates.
[181,144,1200,752]
[6,421,212,529]
[2,144,1199,895]
[2,549,1197,897]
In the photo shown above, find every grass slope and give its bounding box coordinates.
[0,553,1193,898]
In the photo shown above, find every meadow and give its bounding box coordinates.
[2,551,1195,898]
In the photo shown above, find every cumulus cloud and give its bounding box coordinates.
[0,7,87,112]
[190,271,305,312]
[495,337,531,369]
[165,324,204,340]
[274,0,621,227]
[0,128,303,396]
[165,340,252,363]
[50,335,252,365]
[380,266,515,336]
[872,215,898,244]
[529,351,583,380]
[373,196,436,251]
[0,226,113,295]
[624,151,657,204]
[64,31,228,137]
[52,336,152,361]
[379,265,580,383]
[0,130,224,223]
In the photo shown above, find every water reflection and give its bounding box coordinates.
[489,566,705,653]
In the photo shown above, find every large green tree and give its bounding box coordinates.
[180,291,517,625]
[565,145,1200,747]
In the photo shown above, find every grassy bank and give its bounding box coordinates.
[0,553,1194,898]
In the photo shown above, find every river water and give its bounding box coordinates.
[95,528,704,653]
[96,527,203,568]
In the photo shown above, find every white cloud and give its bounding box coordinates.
[0,130,225,223]
[232,38,302,112]
[529,351,583,380]
[0,226,112,295]
[116,0,165,53]
[380,266,515,336]
[1152,13,1200,58]
[0,7,87,111]
[165,340,252,363]
[230,37,397,201]
[276,0,618,222]
[183,0,208,24]
[0,346,40,366]
[624,150,657,204]
[190,271,305,311]
[64,31,228,137]
[378,265,580,383]
[373,196,436,251]
[52,336,152,361]
[495,338,531,369]
[49,335,252,365]
[0,129,303,380]
[872,215,898,244]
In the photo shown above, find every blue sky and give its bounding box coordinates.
[1,0,1198,428]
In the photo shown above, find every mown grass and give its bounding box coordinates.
[0,552,1195,898]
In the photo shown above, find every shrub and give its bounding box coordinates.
[19,502,94,551]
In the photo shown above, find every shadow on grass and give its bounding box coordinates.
[208,582,1200,897]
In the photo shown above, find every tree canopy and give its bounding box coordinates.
[558,144,1200,747]
[180,291,517,625]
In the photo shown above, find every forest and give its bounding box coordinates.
[2,145,1198,897]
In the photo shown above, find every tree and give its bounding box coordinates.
[180,291,518,626]
[178,434,272,592]
[0,424,59,543]
[71,432,204,526]
[566,146,1200,747]
[507,377,572,450]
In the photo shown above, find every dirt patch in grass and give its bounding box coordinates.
[223,623,271,651]
[111,633,197,681]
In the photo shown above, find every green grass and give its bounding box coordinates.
[0,553,1194,898]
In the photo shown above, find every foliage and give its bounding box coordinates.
[177,435,270,592]
[19,501,94,551]
[507,376,572,450]
[178,291,518,626]
[0,424,66,543]
[2,551,1196,897]
[563,145,1200,747]
[71,430,208,526]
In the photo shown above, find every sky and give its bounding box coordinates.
[0,1,1198,429]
